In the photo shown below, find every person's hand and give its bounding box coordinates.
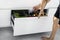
[33,5,41,11]
[38,10,44,19]
[33,5,44,19]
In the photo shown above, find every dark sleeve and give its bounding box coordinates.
[54,6,59,19]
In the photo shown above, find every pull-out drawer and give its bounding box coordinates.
[11,8,57,36]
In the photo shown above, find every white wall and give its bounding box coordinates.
[0,0,59,27]
[0,0,59,9]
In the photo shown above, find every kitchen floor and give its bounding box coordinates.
[0,27,60,40]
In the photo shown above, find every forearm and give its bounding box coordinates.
[40,0,50,11]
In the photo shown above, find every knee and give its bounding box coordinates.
[53,17,58,21]
[53,17,58,24]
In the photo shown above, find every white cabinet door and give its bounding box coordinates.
[0,10,11,27]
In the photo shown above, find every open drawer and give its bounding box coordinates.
[11,8,56,36]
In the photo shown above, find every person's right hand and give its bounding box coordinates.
[38,10,44,19]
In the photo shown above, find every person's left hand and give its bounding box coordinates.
[33,5,40,11]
